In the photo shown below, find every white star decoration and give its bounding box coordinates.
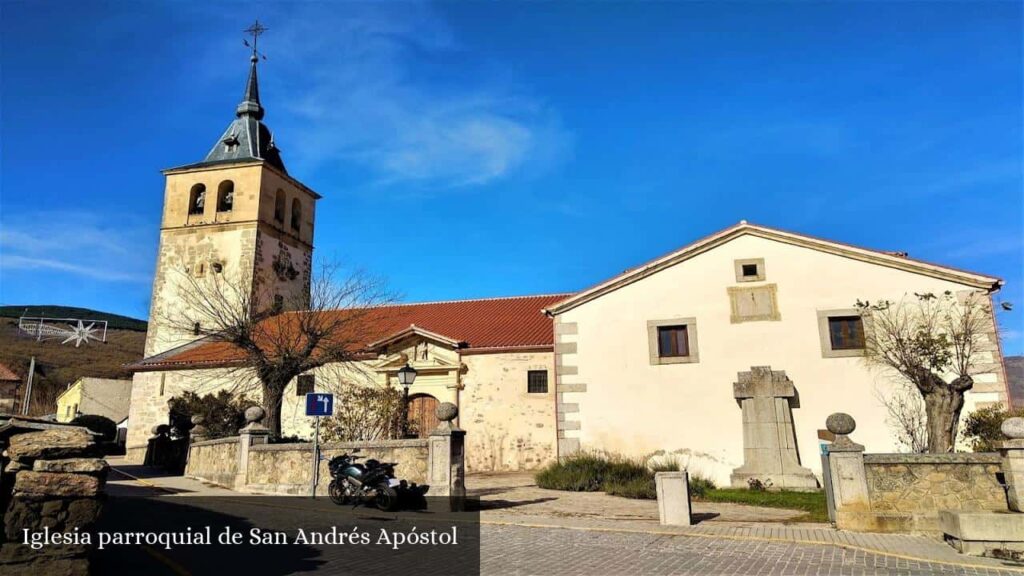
[61,321,100,348]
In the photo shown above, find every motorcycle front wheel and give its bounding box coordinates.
[328,480,349,505]
[375,485,399,512]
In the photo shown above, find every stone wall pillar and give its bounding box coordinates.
[235,407,269,489]
[427,402,466,511]
[824,413,871,530]
[998,417,1024,512]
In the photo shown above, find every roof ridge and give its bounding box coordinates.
[385,292,575,307]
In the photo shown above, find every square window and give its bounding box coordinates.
[657,326,689,358]
[527,370,548,394]
[734,258,766,282]
[828,316,865,350]
[817,309,870,358]
[296,374,315,396]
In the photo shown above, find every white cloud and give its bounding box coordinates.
[210,3,571,189]
[0,212,153,284]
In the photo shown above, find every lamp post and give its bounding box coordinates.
[397,363,417,438]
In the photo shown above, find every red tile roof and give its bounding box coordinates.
[0,363,20,382]
[130,293,571,370]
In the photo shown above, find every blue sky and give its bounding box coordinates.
[1,1,1021,352]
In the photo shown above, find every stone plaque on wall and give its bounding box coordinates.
[728,284,781,323]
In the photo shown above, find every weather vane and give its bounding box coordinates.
[243,20,269,61]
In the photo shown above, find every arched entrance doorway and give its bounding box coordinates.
[407,394,439,438]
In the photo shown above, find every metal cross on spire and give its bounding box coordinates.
[243,20,269,60]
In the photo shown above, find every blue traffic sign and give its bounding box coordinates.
[305,393,334,417]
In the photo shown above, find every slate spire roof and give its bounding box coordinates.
[199,54,286,173]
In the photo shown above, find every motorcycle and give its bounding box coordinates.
[327,449,419,511]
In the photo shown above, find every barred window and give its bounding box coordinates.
[527,370,548,394]
[296,374,315,396]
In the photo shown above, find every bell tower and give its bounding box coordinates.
[144,24,320,356]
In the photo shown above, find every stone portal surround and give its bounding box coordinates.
[554,318,584,458]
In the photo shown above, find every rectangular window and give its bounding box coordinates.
[657,326,690,358]
[647,318,699,365]
[296,374,315,396]
[527,370,548,394]
[828,316,865,350]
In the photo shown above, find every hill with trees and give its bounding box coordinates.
[0,307,146,416]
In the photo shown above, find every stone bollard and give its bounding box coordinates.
[824,413,871,530]
[427,402,466,511]
[655,471,692,526]
[235,406,270,489]
[998,417,1024,513]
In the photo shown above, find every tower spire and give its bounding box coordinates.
[190,20,286,173]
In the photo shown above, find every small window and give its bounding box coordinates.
[272,294,284,312]
[188,184,206,215]
[817,309,869,358]
[211,262,223,274]
[828,316,865,350]
[657,326,689,358]
[734,258,765,282]
[647,318,699,365]
[216,180,234,212]
[274,190,286,223]
[193,322,201,336]
[296,374,314,396]
[527,370,548,394]
[291,198,302,232]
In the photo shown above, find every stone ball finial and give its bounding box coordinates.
[244,406,266,424]
[191,414,205,426]
[826,413,856,436]
[1002,417,1024,440]
[436,402,458,423]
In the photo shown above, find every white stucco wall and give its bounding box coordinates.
[554,234,1005,487]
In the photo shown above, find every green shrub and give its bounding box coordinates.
[536,452,694,499]
[535,453,614,491]
[963,404,1024,452]
[168,391,247,439]
[687,473,718,499]
[70,414,117,443]
[604,476,657,499]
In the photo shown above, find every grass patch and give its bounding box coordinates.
[536,452,828,523]
[699,488,829,523]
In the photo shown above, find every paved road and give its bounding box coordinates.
[482,524,1023,576]
[104,463,1024,576]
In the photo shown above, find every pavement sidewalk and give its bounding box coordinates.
[107,460,1024,573]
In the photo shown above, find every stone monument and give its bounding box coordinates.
[730,366,817,489]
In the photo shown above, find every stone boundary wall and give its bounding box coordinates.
[245,440,429,496]
[861,453,1005,534]
[183,437,239,488]
[824,412,1012,536]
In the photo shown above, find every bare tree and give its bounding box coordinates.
[874,384,928,453]
[164,263,396,438]
[856,291,992,453]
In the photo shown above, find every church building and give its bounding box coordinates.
[125,48,1009,485]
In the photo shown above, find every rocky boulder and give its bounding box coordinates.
[32,458,108,475]
[13,471,101,498]
[6,428,95,461]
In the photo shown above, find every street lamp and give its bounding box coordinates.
[397,363,417,437]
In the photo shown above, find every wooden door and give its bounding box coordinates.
[407,394,439,438]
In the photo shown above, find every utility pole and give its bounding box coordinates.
[21,356,35,416]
